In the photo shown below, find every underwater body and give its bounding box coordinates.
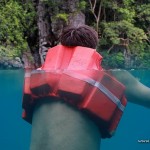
[0,69,150,150]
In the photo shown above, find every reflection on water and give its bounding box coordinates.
[0,69,149,150]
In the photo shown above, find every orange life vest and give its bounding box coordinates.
[22,45,127,138]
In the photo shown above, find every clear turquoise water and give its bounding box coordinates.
[0,69,150,150]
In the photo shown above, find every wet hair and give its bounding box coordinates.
[60,25,98,49]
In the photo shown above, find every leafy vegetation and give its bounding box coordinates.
[0,0,36,58]
[101,51,125,69]
[56,13,69,23]
[87,0,150,68]
[0,0,149,68]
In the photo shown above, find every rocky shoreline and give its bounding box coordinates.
[0,51,36,69]
[0,55,149,70]
[0,57,23,69]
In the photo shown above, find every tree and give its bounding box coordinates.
[0,0,150,69]
[0,0,37,68]
[35,0,85,65]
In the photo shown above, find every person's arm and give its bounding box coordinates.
[110,69,150,108]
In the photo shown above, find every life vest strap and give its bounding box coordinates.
[64,71,125,112]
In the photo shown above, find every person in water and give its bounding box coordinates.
[29,25,150,150]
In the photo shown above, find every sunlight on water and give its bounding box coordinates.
[0,69,149,150]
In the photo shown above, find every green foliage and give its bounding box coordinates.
[56,13,69,22]
[0,0,149,69]
[100,20,147,53]
[41,0,63,14]
[41,0,49,2]
[0,0,36,58]
[117,8,135,23]
[140,54,150,68]
[135,44,150,68]
[136,4,150,22]
[123,0,135,6]
[136,4,150,32]
[103,0,118,9]
[101,51,125,69]
[78,0,87,10]
[0,45,21,58]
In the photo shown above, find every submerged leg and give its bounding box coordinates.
[30,98,101,150]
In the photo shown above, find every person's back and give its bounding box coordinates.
[27,25,102,150]
[26,25,150,150]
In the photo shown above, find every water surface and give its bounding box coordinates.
[0,69,149,150]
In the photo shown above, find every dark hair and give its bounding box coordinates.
[60,25,98,49]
